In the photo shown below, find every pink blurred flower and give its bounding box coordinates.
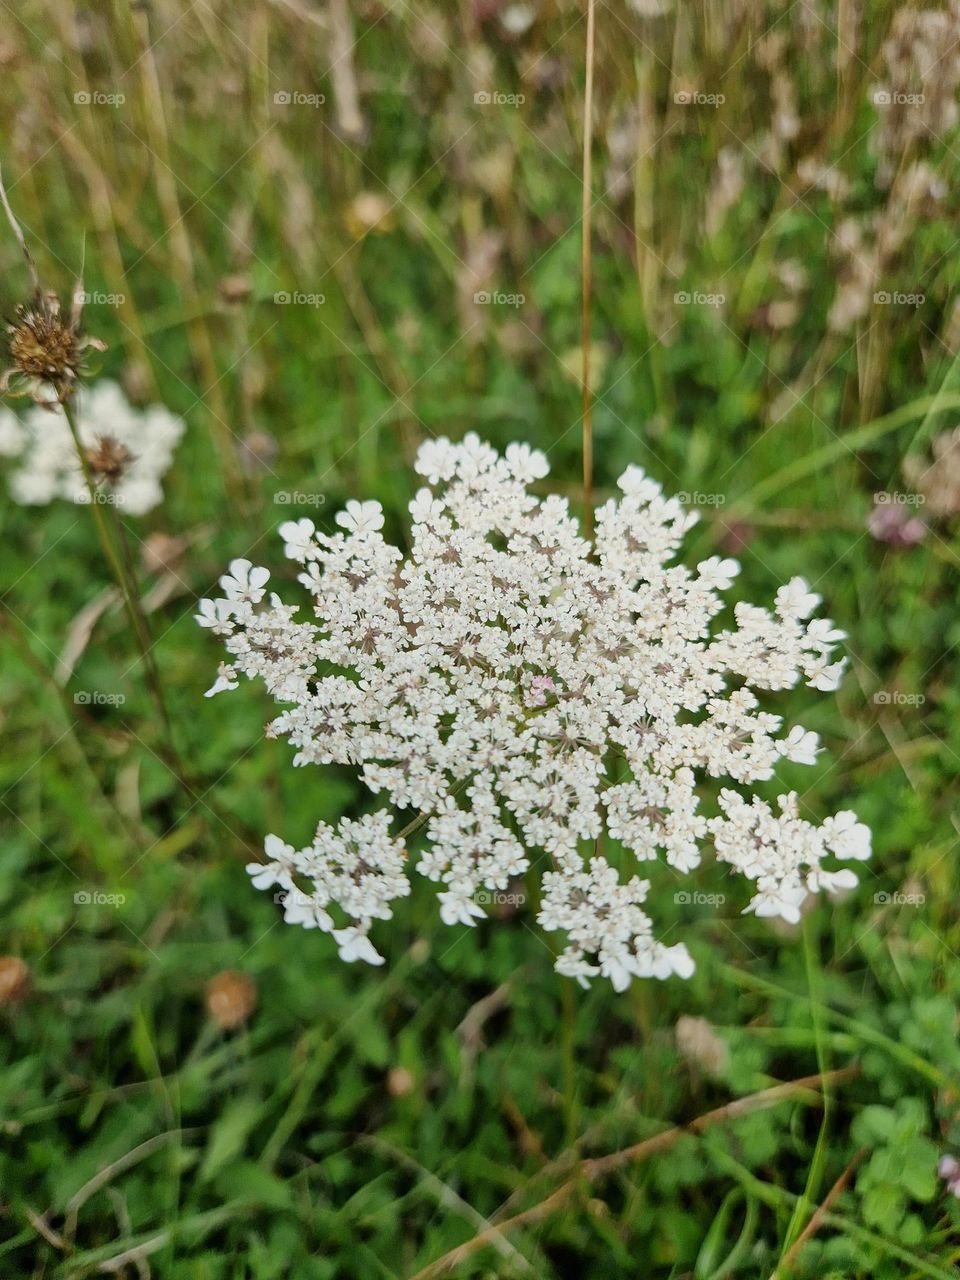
[867,504,926,546]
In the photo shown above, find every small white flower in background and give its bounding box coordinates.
[197,434,870,988]
[0,380,184,515]
[0,411,25,458]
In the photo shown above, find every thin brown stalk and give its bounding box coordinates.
[407,1065,858,1280]
[775,1146,868,1276]
[0,162,40,293]
[581,0,596,540]
[328,0,368,143]
[128,7,246,509]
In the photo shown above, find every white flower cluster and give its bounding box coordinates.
[0,380,185,514]
[197,435,870,988]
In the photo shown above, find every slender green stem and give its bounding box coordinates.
[110,502,174,729]
[61,395,173,742]
[778,916,832,1262]
[560,976,577,1144]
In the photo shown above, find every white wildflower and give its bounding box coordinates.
[333,926,385,966]
[505,442,549,483]
[779,725,820,765]
[219,559,270,605]
[246,834,297,891]
[198,436,869,985]
[205,662,239,698]
[697,556,740,591]
[0,408,26,458]
[0,380,184,514]
[194,598,236,635]
[278,518,317,561]
[335,498,384,536]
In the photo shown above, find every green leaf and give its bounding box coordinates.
[199,1098,267,1183]
[216,1160,294,1211]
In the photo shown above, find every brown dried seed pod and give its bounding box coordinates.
[218,274,253,305]
[0,956,30,1006]
[386,1066,415,1097]
[2,291,106,405]
[8,304,79,377]
[205,970,257,1029]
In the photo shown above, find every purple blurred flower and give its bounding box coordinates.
[524,675,556,708]
[940,1155,960,1197]
[867,503,926,546]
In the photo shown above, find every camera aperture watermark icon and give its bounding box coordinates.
[873,291,924,307]
[872,90,925,107]
[473,290,525,308]
[874,890,925,906]
[674,90,725,107]
[274,491,325,507]
[873,690,925,707]
[874,491,925,507]
[675,890,726,906]
[74,691,126,707]
[74,490,127,506]
[674,290,725,308]
[74,889,127,907]
[678,491,726,507]
[274,291,325,307]
[274,90,325,108]
[474,889,526,907]
[78,290,126,307]
[474,90,525,107]
[74,90,125,107]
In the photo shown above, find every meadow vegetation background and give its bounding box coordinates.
[2,0,960,1275]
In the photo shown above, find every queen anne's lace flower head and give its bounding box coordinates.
[0,380,184,514]
[197,435,870,987]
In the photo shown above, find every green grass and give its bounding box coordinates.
[2,1,960,1275]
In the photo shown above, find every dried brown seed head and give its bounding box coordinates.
[386,1066,415,1097]
[8,301,79,378]
[85,434,132,485]
[2,290,106,405]
[0,956,30,1006]
[205,969,257,1029]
